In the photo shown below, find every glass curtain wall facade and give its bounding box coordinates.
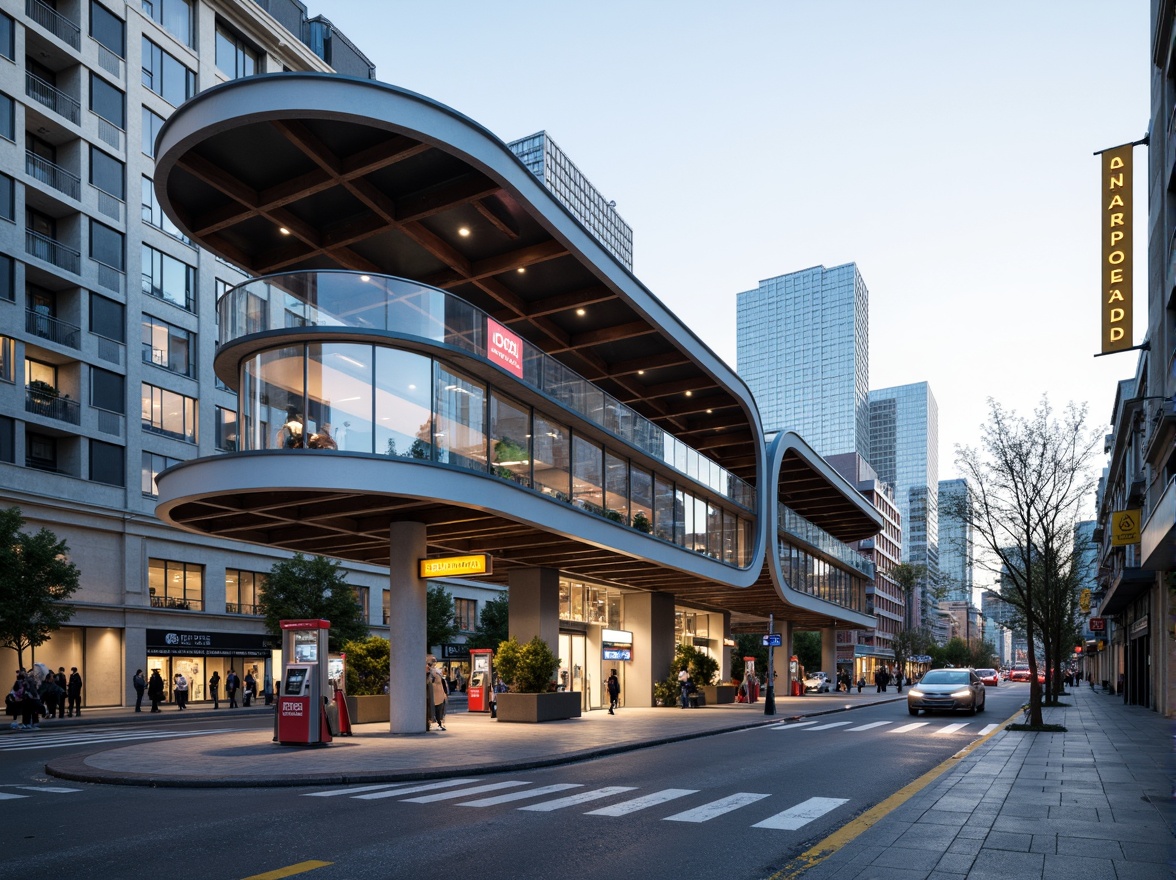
[736,263,870,460]
[937,478,974,605]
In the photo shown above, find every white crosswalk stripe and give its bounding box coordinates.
[354,779,477,800]
[977,724,999,735]
[806,721,853,731]
[518,786,637,812]
[306,783,414,797]
[846,721,893,732]
[769,721,819,731]
[933,723,970,736]
[0,785,82,801]
[585,788,698,816]
[0,728,236,752]
[753,796,849,830]
[663,792,771,823]
[459,783,582,807]
[402,781,530,804]
[891,722,929,733]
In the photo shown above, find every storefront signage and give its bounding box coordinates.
[602,629,633,662]
[419,554,492,578]
[486,318,524,378]
[1100,144,1133,354]
[145,628,277,656]
[1110,508,1141,545]
[1088,617,1106,632]
[1079,588,1091,614]
[911,654,933,663]
[763,633,782,647]
[440,643,471,660]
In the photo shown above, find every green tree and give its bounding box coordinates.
[494,635,559,692]
[0,507,81,668]
[730,633,767,682]
[892,627,932,679]
[464,593,509,650]
[341,635,389,695]
[259,553,368,652]
[890,562,927,632]
[793,631,821,674]
[426,583,459,651]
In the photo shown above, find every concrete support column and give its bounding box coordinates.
[821,627,837,680]
[387,521,427,734]
[777,620,793,693]
[622,591,675,707]
[720,610,732,682]
[507,568,561,652]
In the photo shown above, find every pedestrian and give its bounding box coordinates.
[856,675,865,693]
[173,673,188,710]
[455,668,466,693]
[226,669,240,708]
[428,661,448,730]
[132,669,146,712]
[208,671,220,709]
[678,667,691,708]
[243,670,256,707]
[263,671,273,706]
[54,668,66,718]
[66,667,83,717]
[147,669,164,712]
[38,667,63,721]
[607,668,620,715]
[6,673,25,729]
[895,669,904,694]
[490,674,507,719]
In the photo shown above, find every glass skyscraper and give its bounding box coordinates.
[507,131,634,272]
[735,263,870,459]
[869,382,939,626]
[937,478,974,605]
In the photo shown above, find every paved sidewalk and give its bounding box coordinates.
[788,685,1175,880]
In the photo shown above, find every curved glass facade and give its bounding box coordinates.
[237,340,755,567]
[219,271,755,510]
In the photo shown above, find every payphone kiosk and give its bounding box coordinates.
[742,657,759,702]
[789,654,802,696]
[467,648,493,712]
[276,619,335,746]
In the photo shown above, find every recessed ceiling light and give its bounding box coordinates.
[517,267,526,274]
[576,308,586,316]
[685,390,693,397]
[360,275,370,282]
[279,227,290,235]
[637,370,645,376]
[458,227,470,237]
[706,409,713,414]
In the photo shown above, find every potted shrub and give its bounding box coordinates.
[341,636,390,723]
[631,511,652,533]
[494,635,580,723]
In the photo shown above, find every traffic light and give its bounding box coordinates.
[1075,645,1083,654]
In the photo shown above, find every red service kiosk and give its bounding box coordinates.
[467,648,493,712]
[276,619,334,746]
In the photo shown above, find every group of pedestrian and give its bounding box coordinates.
[6,664,82,730]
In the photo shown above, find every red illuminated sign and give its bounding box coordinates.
[1088,617,1106,632]
[487,318,524,378]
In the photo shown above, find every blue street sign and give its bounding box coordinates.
[763,633,782,647]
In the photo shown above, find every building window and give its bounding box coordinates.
[140,0,192,47]
[141,37,195,106]
[215,22,260,79]
[354,586,370,623]
[141,382,197,442]
[90,367,125,413]
[226,569,265,614]
[142,245,195,312]
[0,172,13,222]
[215,406,237,451]
[382,589,390,625]
[89,147,125,201]
[141,176,190,244]
[142,107,164,157]
[141,313,195,377]
[0,336,12,382]
[0,254,12,301]
[0,11,13,61]
[89,74,125,128]
[90,221,125,271]
[90,293,125,342]
[89,439,124,486]
[142,450,180,496]
[454,597,476,632]
[148,557,203,610]
[89,1,125,58]
[0,416,12,463]
[26,432,57,471]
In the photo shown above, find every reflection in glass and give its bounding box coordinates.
[242,346,303,450]
[375,348,433,459]
[604,451,628,524]
[533,415,570,501]
[630,466,653,532]
[490,392,531,487]
[571,436,602,513]
[434,363,486,472]
[306,343,373,453]
[653,476,674,542]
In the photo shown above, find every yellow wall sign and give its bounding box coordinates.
[1110,509,1141,546]
[1100,144,1133,354]
[419,554,492,578]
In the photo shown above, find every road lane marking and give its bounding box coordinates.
[9,786,80,793]
[933,723,970,735]
[240,860,332,880]
[459,783,582,807]
[355,778,477,800]
[0,792,27,800]
[891,722,929,733]
[0,728,236,751]
[753,797,850,830]
[585,788,699,816]
[769,721,819,731]
[978,724,999,735]
[663,792,771,823]
[518,786,637,811]
[305,783,412,797]
[806,721,852,731]
[845,721,893,732]
[401,781,529,803]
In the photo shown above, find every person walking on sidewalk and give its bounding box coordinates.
[173,673,189,710]
[208,671,220,709]
[243,671,255,707]
[39,669,63,721]
[225,669,239,708]
[66,667,83,717]
[607,669,620,715]
[53,668,66,718]
[428,661,449,730]
[147,669,165,713]
[678,667,691,708]
[132,669,146,712]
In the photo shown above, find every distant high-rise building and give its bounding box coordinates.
[869,382,939,627]
[507,131,633,271]
[937,478,974,605]
[736,263,870,458]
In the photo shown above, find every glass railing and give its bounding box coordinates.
[219,270,756,510]
[779,503,875,578]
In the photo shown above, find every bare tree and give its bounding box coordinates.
[952,398,1099,725]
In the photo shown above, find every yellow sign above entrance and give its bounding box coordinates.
[1110,509,1141,546]
[419,554,492,578]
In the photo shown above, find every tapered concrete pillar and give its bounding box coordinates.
[387,521,427,734]
[507,568,561,652]
[623,591,675,707]
[777,620,793,692]
[821,627,837,679]
[720,611,732,682]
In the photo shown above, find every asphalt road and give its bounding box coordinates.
[1,683,1028,880]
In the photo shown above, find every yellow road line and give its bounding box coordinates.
[241,860,333,880]
[768,707,1022,880]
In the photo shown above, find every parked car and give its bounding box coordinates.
[907,668,986,715]
[804,671,831,693]
[976,668,999,687]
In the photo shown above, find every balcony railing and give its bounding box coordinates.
[93,113,123,151]
[26,151,80,200]
[25,388,81,424]
[26,309,80,348]
[226,602,261,615]
[150,595,203,611]
[94,333,125,365]
[26,230,81,274]
[779,502,875,579]
[93,40,123,79]
[94,260,123,293]
[93,187,123,222]
[94,407,123,437]
[25,72,80,125]
[26,0,80,49]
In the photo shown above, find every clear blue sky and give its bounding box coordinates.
[325,2,1150,492]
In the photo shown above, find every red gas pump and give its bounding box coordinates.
[467,648,493,712]
[790,655,803,697]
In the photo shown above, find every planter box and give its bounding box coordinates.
[701,684,736,705]
[345,694,389,724]
[495,691,582,723]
